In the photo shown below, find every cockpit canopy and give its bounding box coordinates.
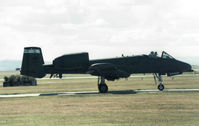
[161,51,175,59]
[148,51,175,60]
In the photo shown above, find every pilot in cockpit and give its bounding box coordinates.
[149,51,158,58]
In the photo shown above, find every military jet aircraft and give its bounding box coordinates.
[21,47,193,93]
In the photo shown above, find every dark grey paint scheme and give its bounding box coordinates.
[21,47,192,92]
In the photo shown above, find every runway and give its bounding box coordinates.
[1,89,199,98]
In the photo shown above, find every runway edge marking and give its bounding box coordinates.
[1,89,199,98]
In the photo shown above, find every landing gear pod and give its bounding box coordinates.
[21,47,46,78]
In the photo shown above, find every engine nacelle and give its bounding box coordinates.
[53,52,89,72]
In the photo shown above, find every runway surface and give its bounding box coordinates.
[1,89,199,98]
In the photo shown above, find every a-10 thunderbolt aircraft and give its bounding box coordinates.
[21,47,193,93]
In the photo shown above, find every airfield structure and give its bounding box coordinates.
[3,75,37,87]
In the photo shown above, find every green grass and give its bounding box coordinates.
[0,71,199,125]
[0,74,199,95]
[0,93,199,126]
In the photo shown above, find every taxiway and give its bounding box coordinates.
[0,89,199,98]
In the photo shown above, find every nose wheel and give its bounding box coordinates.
[97,77,108,93]
[153,73,165,91]
[158,83,164,91]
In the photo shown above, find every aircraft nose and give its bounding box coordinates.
[183,62,193,72]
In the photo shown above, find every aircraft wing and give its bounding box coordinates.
[88,63,130,81]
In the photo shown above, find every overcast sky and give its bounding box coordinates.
[0,0,199,64]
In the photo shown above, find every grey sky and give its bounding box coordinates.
[0,0,199,64]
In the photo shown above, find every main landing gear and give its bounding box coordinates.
[97,76,108,93]
[153,73,165,91]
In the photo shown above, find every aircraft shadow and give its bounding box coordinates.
[70,90,137,95]
[108,90,137,94]
[39,90,137,96]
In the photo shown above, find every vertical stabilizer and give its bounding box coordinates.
[21,47,45,78]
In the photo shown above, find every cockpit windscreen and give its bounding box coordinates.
[161,51,175,59]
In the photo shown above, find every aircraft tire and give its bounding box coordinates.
[158,84,164,91]
[99,84,108,93]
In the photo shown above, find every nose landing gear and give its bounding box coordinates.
[153,73,165,91]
